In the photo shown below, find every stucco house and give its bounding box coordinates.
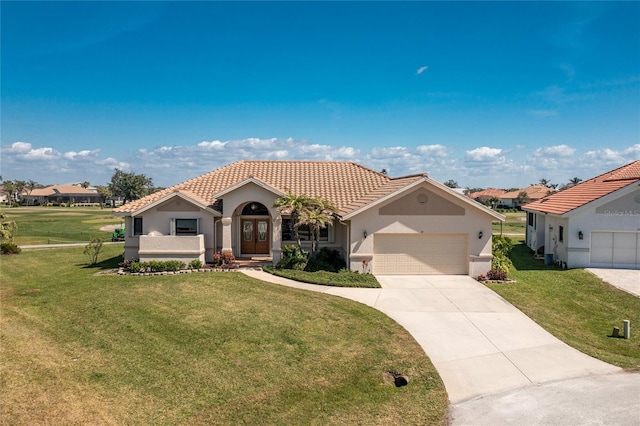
[523,160,640,269]
[468,188,506,206]
[114,161,504,276]
[21,185,101,206]
[500,185,551,209]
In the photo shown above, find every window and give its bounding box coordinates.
[174,218,198,235]
[133,217,143,235]
[282,218,329,242]
[527,212,534,227]
[558,225,564,242]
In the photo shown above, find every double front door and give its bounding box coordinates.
[241,219,269,255]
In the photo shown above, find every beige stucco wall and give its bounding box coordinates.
[122,196,217,262]
[348,184,495,276]
[138,234,205,263]
[218,182,349,262]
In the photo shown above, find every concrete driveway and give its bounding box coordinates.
[586,268,640,297]
[241,271,638,423]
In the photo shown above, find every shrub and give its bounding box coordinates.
[276,245,307,270]
[128,261,143,273]
[0,242,21,255]
[305,247,346,272]
[492,235,514,273]
[84,237,104,265]
[487,269,508,281]
[188,259,203,269]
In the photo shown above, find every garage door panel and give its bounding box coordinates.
[374,234,468,275]
[591,231,640,268]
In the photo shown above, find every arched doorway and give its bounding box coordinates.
[240,202,270,255]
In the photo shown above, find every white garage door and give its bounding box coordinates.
[374,233,468,275]
[591,231,640,269]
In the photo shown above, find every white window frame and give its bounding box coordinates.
[171,218,200,236]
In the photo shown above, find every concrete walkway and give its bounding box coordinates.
[586,268,640,298]
[241,270,639,424]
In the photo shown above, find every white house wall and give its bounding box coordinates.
[566,189,640,268]
[348,184,494,276]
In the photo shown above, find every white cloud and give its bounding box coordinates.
[8,141,33,153]
[416,65,428,75]
[63,149,100,161]
[416,144,447,157]
[534,144,575,157]
[465,147,504,162]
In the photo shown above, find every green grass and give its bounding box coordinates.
[486,242,640,370]
[264,267,381,288]
[0,246,447,425]
[492,211,525,235]
[2,206,122,245]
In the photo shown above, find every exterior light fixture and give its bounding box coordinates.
[478,231,483,239]
[363,230,368,239]
[578,231,583,240]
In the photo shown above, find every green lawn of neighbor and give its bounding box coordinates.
[486,241,640,370]
[2,206,123,245]
[492,211,526,235]
[0,245,448,425]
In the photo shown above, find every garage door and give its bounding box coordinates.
[591,231,640,268]
[374,233,468,275]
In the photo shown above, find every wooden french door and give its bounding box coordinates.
[241,219,270,255]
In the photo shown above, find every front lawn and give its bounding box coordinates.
[0,246,447,424]
[486,242,640,370]
[264,267,381,288]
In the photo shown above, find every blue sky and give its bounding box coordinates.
[2,1,639,189]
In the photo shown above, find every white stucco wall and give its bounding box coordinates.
[348,183,496,276]
[529,188,640,269]
[138,235,205,263]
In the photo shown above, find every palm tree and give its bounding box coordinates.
[273,191,337,256]
[273,190,315,249]
[297,197,337,256]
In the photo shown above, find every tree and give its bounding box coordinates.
[3,181,16,207]
[25,180,38,205]
[80,181,90,189]
[109,169,154,204]
[444,179,459,188]
[95,185,112,209]
[273,190,315,249]
[516,191,530,206]
[463,187,484,196]
[0,211,17,241]
[13,180,26,205]
[296,197,337,256]
[486,197,500,209]
[273,191,338,256]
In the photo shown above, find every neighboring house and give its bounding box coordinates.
[469,188,506,205]
[523,160,640,270]
[500,185,551,209]
[22,185,102,206]
[114,161,504,276]
[0,186,8,204]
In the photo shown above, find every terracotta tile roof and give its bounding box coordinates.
[114,161,423,216]
[523,160,640,215]
[501,185,551,200]
[28,185,97,196]
[469,188,506,199]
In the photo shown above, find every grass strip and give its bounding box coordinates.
[486,242,640,370]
